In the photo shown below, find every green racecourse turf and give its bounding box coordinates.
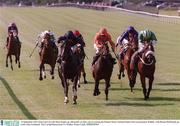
[0,7,180,119]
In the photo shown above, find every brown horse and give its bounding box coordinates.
[130,42,156,100]
[92,44,114,100]
[57,42,81,104]
[73,45,88,87]
[39,33,58,80]
[6,32,21,70]
[117,37,138,87]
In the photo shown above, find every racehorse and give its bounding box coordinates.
[92,44,114,100]
[57,41,81,104]
[130,42,156,100]
[6,31,21,70]
[73,44,88,87]
[39,33,58,80]
[117,36,138,87]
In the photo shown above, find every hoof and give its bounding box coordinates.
[51,76,54,79]
[93,91,101,96]
[18,64,21,68]
[122,73,125,77]
[39,77,43,81]
[78,84,80,88]
[73,101,77,105]
[106,97,108,101]
[118,74,121,80]
[44,75,46,79]
[11,66,13,71]
[6,64,8,67]
[64,97,69,104]
[84,80,88,84]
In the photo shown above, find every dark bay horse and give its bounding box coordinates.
[57,42,81,104]
[39,33,58,80]
[130,42,156,100]
[117,36,138,87]
[73,44,88,87]
[6,32,21,70]
[92,44,114,100]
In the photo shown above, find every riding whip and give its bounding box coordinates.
[29,41,39,57]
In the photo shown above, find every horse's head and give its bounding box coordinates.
[99,44,109,56]
[60,41,72,62]
[43,33,51,47]
[142,42,156,65]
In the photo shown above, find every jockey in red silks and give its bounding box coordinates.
[92,27,116,65]
[7,22,20,46]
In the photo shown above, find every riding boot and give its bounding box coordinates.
[92,54,100,66]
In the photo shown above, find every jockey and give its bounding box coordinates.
[130,29,157,70]
[73,30,86,55]
[73,30,85,48]
[7,22,20,45]
[56,30,84,63]
[37,30,56,53]
[116,26,138,61]
[92,27,116,65]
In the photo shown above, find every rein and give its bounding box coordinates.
[138,50,155,66]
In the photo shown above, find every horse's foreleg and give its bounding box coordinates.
[105,79,110,101]
[58,65,65,88]
[147,76,154,99]
[6,55,9,67]
[93,80,100,96]
[39,63,43,80]
[50,66,54,79]
[42,65,46,79]
[63,78,69,104]
[140,76,147,100]
[72,76,78,104]
[10,55,13,70]
[118,62,125,80]
[82,64,87,84]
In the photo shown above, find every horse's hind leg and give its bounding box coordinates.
[16,55,21,68]
[72,76,78,104]
[147,76,154,99]
[105,78,110,101]
[140,76,147,100]
[93,80,100,96]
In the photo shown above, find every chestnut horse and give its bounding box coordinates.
[130,42,156,100]
[39,33,58,80]
[117,37,138,87]
[57,42,81,104]
[6,32,21,70]
[92,44,114,100]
